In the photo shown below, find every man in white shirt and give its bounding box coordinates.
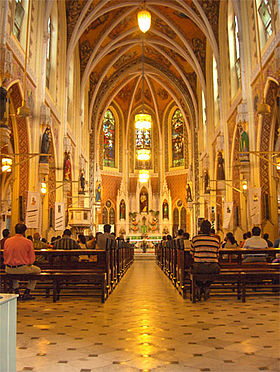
[243,226,268,262]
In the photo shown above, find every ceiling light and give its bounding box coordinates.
[138,9,151,33]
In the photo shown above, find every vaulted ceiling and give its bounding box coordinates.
[65,0,220,129]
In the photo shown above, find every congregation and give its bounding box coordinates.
[1,220,279,302]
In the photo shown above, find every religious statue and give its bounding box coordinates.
[79,171,86,194]
[204,170,210,194]
[162,201,169,219]
[63,151,72,181]
[119,199,126,220]
[0,79,8,123]
[140,188,148,213]
[217,151,225,180]
[39,127,51,163]
[186,183,193,202]
[238,122,249,162]
[141,217,148,235]
[95,181,102,203]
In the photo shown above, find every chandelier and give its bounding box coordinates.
[136,2,151,182]
[1,157,12,172]
[136,149,150,161]
[135,113,151,130]
[139,169,150,183]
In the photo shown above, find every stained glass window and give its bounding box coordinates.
[103,109,115,167]
[258,0,273,40]
[234,15,241,84]
[171,109,184,167]
[173,207,179,236]
[46,17,51,89]
[102,207,108,224]
[109,207,115,224]
[180,206,187,232]
[14,0,25,41]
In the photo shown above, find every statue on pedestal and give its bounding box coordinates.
[39,127,51,163]
[217,151,225,180]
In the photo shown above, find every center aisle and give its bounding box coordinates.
[17,261,280,372]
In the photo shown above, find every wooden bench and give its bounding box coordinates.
[0,270,107,303]
[0,241,134,302]
[190,267,280,303]
[190,271,242,303]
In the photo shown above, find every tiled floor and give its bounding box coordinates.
[16,261,280,371]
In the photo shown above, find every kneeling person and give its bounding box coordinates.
[4,223,41,300]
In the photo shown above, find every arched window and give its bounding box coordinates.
[180,207,187,232]
[173,207,179,236]
[13,0,29,48]
[257,0,273,45]
[171,109,184,167]
[46,17,52,89]
[213,57,219,127]
[13,0,25,41]
[202,92,207,149]
[103,109,115,168]
[102,207,108,224]
[67,58,74,126]
[109,208,115,225]
[45,2,58,95]
[228,1,241,97]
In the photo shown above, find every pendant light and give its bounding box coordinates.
[137,3,151,34]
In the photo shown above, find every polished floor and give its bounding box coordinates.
[16,261,280,372]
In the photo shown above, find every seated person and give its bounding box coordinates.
[243,226,268,263]
[96,224,114,250]
[191,220,220,300]
[52,229,80,262]
[183,232,191,250]
[4,223,41,300]
[33,232,48,263]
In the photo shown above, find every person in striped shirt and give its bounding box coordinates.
[191,220,220,300]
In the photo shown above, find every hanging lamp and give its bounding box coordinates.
[139,169,150,183]
[137,8,151,33]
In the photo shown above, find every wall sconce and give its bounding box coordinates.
[241,179,248,191]
[276,156,280,171]
[40,181,47,194]
[1,157,12,172]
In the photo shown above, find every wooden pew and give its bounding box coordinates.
[0,241,134,302]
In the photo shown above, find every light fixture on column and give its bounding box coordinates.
[254,0,270,115]
[241,178,248,191]
[1,157,12,172]
[276,156,280,170]
[139,169,149,183]
[137,2,151,34]
[40,180,47,194]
